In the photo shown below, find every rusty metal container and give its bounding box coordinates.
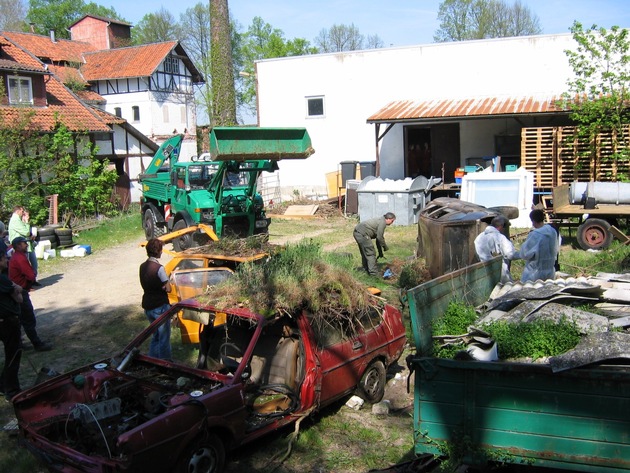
[417,198,498,278]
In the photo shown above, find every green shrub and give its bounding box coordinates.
[483,318,582,360]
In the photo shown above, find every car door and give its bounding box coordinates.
[307,313,370,405]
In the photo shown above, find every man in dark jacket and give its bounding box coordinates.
[353,212,396,276]
[139,238,172,360]
[8,237,52,352]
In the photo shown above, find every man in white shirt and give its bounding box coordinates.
[474,215,516,283]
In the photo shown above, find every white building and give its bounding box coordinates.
[255,33,578,197]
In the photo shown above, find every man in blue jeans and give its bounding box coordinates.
[139,238,172,360]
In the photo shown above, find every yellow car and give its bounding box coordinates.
[142,225,270,344]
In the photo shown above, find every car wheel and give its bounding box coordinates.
[37,226,55,237]
[577,218,613,250]
[143,205,165,239]
[175,433,225,473]
[172,220,193,252]
[357,360,386,403]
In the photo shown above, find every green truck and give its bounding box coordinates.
[139,127,314,250]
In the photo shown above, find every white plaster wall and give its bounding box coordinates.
[256,33,576,190]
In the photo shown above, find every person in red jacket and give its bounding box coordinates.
[8,237,52,352]
[0,249,23,400]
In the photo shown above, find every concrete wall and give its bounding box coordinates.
[256,33,576,194]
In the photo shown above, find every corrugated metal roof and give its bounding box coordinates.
[367,96,567,122]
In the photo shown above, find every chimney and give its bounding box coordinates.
[29,23,35,33]
[50,30,56,43]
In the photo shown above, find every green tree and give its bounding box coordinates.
[0,0,27,31]
[238,16,317,117]
[26,0,122,39]
[434,0,541,42]
[179,3,212,124]
[0,106,118,223]
[314,23,383,52]
[562,22,630,180]
[210,0,236,126]
[132,7,182,45]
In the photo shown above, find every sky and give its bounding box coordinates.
[101,0,630,47]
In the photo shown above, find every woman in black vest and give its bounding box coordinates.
[139,238,172,360]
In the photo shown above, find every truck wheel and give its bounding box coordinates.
[357,360,386,404]
[143,205,165,239]
[172,220,193,252]
[175,432,225,473]
[577,218,613,250]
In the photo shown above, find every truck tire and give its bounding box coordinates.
[172,219,193,252]
[577,218,613,250]
[143,205,165,239]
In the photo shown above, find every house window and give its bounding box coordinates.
[132,106,140,121]
[306,96,324,118]
[8,76,33,104]
[114,107,122,117]
[164,56,180,74]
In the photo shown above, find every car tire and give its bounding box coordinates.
[357,360,386,404]
[54,227,72,236]
[143,204,165,239]
[175,432,225,473]
[172,219,193,252]
[577,218,613,250]
[37,226,55,237]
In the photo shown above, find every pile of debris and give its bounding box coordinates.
[467,272,630,370]
[181,234,278,257]
[197,241,380,326]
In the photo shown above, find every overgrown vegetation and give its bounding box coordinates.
[561,22,630,180]
[484,319,582,360]
[0,107,119,225]
[197,240,379,323]
[432,300,583,361]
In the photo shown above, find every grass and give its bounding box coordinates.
[36,206,144,274]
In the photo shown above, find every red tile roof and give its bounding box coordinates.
[367,96,568,122]
[82,41,178,80]
[75,89,106,104]
[0,35,45,69]
[2,31,94,63]
[48,64,89,86]
[0,35,111,133]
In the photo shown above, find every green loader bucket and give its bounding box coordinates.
[209,127,315,161]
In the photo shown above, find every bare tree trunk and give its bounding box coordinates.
[210,0,236,126]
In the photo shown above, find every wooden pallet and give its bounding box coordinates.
[521,125,630,188]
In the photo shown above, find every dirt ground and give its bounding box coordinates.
[13,228,415,472]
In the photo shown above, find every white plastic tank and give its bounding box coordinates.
[570,181,630,205]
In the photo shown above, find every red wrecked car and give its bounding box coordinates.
[12,298,406,473]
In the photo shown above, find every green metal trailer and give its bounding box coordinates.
[407,259,630,472]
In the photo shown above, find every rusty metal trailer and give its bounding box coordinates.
[546,183,630,250]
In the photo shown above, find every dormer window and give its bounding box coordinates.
[8,76,33,104]
[164,56,179,74]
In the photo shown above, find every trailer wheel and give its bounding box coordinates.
[577,218,613,250]
[143,205,165,239]
[172,219,193,252]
